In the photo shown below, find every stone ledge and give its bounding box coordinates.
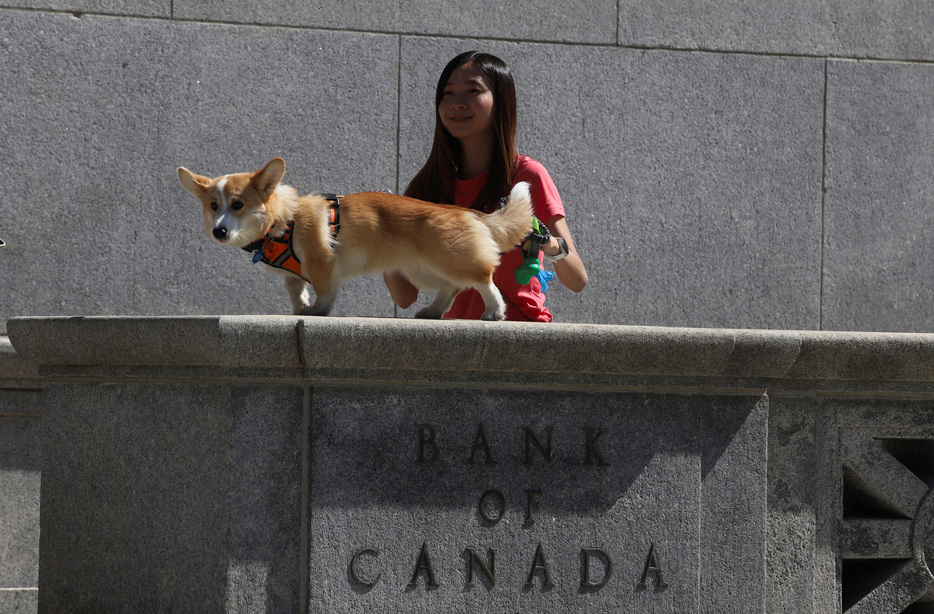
[0,336,39,388]
[8,316,934,394]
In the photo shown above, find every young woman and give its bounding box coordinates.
[385,51,588,321]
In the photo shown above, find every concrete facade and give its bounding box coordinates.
[10,316,934,613]
[1,1,933,331]
[2,1,934,611]
[0,339,41,612]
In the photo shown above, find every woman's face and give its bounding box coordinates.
[438,63,495,144]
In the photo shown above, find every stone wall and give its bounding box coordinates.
[1,1,934,331]
[10,316,934,613]
[2,2,934,612]
[0,338,40,612]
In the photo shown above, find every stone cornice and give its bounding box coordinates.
[8,316,934,396]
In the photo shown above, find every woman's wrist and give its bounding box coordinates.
[543,237,569,262]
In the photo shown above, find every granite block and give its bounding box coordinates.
[14,316,934,612]
[0,0,167,16]
[619,0,934,61]
[767,395,934,612]
[766,396,825,613]
[0,389,42,418]
[0,12,399,334]
[37,382,304,612]
[0,416,41,590]
[19,316,934,394]
[7,316,303,371]
[827,399,934,611]
[174,0,616,44]
[307,386,766,612]
[0,591,38,614]
[0,338,39,387]
[399,40,825,328]
[822,60,934,333]
[700,394,768,611]
[227,386,305,613]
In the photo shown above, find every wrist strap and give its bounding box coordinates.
[544,237,569,262]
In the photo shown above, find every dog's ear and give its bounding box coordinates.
[252,158,286,195]
[178,167,212,197]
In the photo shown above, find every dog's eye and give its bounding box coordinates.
[210,201,218,211]
[232,200,244,210]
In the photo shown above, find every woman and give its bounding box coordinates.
[386,51,587,321]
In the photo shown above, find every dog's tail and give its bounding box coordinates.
[483,181,534,253]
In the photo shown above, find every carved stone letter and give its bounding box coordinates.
[478,489,506,525]
[349,548,381,588]
[525,489,543,525]
[637,543,668,591]
[583,427,610,467]
[408,542,440,589]
[523,427,554,465]
[466,423,496,466]
[581,548,613,590]
[416,425,438,465]
[464,547,497,588]
[525,542,554,589]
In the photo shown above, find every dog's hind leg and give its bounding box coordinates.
[284,276,312,315]
[474,282,506,321]
[415,284,459,319]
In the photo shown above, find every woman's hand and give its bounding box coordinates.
[542,216,588,293]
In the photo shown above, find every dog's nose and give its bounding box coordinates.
[213,227,228,240]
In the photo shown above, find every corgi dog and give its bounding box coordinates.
[177,157,533,320]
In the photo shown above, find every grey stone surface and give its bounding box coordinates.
[701,394,768,611]
[37,382,304,612]
[826,400,934,612]
[0,338,39,387]
[1,0,167,15]
[0,2,931,335]
[767,394,934,613]
[0,7,931,333]
[822,60,934,333]
[0,415,41,590]
[227,386,305,613]
[11,316,934,611]
[308,386,766,612]
[0,12,399,335]
[174,0,616,44]
[18,316,934,394]
[0,591,38,614]
[766,396,836,613]
[0,335,41,609]
[399,40,825,328]
[619,0,934,61]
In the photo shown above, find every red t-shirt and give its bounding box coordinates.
[444,156,565,321]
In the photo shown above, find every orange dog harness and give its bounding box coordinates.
[244,195,341,282]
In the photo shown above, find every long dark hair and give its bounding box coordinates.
[405,51,518,213]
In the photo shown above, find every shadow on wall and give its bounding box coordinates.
[0,390,42,472]
[310,387,759,515]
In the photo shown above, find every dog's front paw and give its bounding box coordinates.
[298,305,332,317]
